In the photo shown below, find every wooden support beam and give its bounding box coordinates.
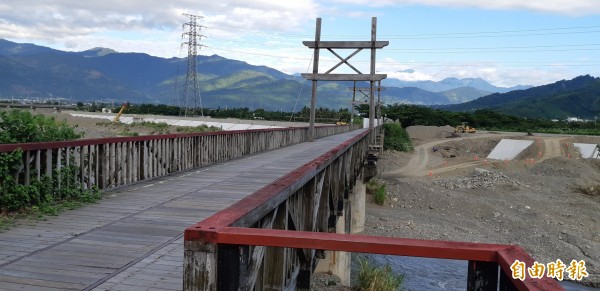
[302,41,389,48]
[301,73,387,81]
[184,241,217,291]
[262,202,288,290]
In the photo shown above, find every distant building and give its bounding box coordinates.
[566,117,584,122]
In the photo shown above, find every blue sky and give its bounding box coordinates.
[1,0,599,87]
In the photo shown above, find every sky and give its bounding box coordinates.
[1,0,600,87]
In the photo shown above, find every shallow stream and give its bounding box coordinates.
[361,254,599,290]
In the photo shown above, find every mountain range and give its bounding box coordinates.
[442,75,600,119]
[0,39,527,110]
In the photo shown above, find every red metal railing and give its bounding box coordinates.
[184,128,563,291]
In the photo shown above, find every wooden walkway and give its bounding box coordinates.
[0,129,366,291]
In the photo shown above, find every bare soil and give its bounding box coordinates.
[367,126,600,287]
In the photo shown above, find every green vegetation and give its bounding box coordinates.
[383,123,412,152]
[176,125,220,133]
[117,131,139,137]
[135,122,170,134]
[0,110,100,225]
[373,184,387,206]
[0,216,13,231]
[0,110,82,143]
[383,104,600,135]
[367,179,388,206]
[446,75,600,119]
[355,257,404,291]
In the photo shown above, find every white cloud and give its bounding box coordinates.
[329,0,600,16]
[0,0,320,54]
[377,58,576,87]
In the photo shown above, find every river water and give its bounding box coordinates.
[362,254,598,290]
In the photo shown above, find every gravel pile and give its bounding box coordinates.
[434,168,524,189]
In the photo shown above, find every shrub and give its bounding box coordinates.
[355,257,404,291]
[373,184,387,206]
[176,125,220,133]
[383,123,412,152]
[366,179,387,206]
[0,109,99,218]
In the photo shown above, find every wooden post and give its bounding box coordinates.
[184,241,217,291]
[56,148,62,189]
[467,260,499,291]
[24,151,31,185]
[262,202,288,290]
[499,269,518,291]
[369,17,376,141]
[217,244,249,290]
[351,81,356,125]
[45,149,52,178]
[99,144,106,189]
[308,18,321,142]
[35,150,41,181]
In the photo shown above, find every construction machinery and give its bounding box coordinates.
[113,102,129,123]
[454,122,476,133]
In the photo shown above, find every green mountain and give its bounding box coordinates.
[382,77,530,93]
[0,39,520,110]
[440,87,492,104]
[444,75,600,119]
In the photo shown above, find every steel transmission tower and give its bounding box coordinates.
[181,13,204,117]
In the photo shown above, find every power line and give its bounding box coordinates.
[203,45,310,60]
[204,45,600,66]
[380,25,600,37]
[387,43,600,51]
[204,35,600,52]
[202,35,303,49]
[384,48,600,54]
[384,30,600,40]
[203,24,600,39]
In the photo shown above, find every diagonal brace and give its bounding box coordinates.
[324,48,363,74]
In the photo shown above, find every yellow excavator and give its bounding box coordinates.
[113,102,129,123]
[454,122,476,133]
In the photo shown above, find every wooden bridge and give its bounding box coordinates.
[0,125,561,290]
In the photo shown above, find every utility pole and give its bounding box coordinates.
[181,13,204,117]
[347,83,385,123]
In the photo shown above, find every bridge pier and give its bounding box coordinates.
[350,172,366,234]
[315,210,352,286]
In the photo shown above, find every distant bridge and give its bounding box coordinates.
[0,125,561,290]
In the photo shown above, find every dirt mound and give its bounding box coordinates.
[406,125,455,145]
[531,157,600,181]
[434,168,525,189]
[436,137,505,159]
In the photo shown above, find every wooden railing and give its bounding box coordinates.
[184,128,563,291]
[0,125,353,191]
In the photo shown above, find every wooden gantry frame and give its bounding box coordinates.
[302,17,388,141]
